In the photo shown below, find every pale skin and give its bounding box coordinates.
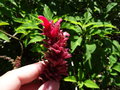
[0,62,59,90]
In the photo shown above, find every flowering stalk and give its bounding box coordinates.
[38,16,71,81]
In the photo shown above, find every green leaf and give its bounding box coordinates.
[61,22,82,34]
[64,16,82,26]
[85,44,96,69]
[90,29,101,36]
[112,63,120,72]
[71,37,82,53]
[23,39,28,47]
[0,2,5,7]
[94,6,101,13]
[43,5,53,20]
[0,22,9,26]
[110,71,118,76]
[61,22,76,31]
[28,36,43,44]
[84,80,99,88]
[91,22,116,29]
[84,11,92,24]
[15,29,29,35]
[64,76,77,83]
[14,18,27,23]
[78,82,84,88]
[0,32,10,42]
[106,3,117,13]
[85,44,96,60]
[86,44,96,55]
[8,0,17,6]
[109,55,117,67]
[64,16,77,22]
[112,40,120,56]
[83,22,96,28]
[16,22,39,31]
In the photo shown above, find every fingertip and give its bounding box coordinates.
[15,61,44,84]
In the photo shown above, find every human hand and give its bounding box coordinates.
[0,62,60,90]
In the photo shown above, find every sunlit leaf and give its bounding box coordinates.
[61,22,82,34]
[90,29,101,36]
[43,5,53,20]
[106,3,117,13]
[64,16,83,26]
[16,22,39,31]
[84,80,99,88]
[0,22,9,26]
[91,22,116,29]
[64,16,77,22]
[0,32,10,42]
[14,18,27,23]
[112,63,120,72]
[78,82,84,88]
[83,22,96,28]
[28,36,43,44]
[109,55,117,67]
[64,76,77,83]
[112,40,120,56]
[84,11,92,24]
[15,29,29,35]
[8,0,17,6]
[110,71,118,76]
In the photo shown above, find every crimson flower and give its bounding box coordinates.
[38,16,71,81]
[38,16,62,38]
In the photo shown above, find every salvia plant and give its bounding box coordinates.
[38,16,71,84]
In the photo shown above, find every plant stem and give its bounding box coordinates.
[0,29,24,57]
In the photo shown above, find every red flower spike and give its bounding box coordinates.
[38,16,62,38]
[38,16,50,28]
[38,16,71,82]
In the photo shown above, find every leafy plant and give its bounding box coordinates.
[62,10,120,89]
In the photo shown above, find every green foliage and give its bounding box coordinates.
[106,2,117,13]
[0,32,10,42]
[43,4,53,20]
[71,36,82,53]
[84,79,99,89]
[0,22,9,26]
[0,0,120,90]
[0,22,10,42]
[64,76,77,83]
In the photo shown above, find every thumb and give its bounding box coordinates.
[38,80,60,90]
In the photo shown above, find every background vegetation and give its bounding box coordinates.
[0,0,120,90]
